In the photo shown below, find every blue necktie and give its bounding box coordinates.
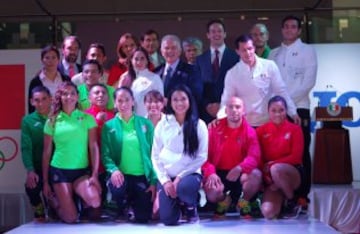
[164,66,173,95]
[164,66,172,82]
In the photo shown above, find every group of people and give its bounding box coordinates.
[21,14,317,225]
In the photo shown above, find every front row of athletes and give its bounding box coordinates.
[23,81,303,224]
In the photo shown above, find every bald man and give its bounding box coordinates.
[202,96,262,219]
[250,23,271,58]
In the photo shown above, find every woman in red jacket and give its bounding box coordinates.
[107,33,138,87]
[256,95,304,219]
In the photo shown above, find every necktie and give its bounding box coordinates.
[212,49,220,77]
[164,66,172,82]
[68,64,75,78]
[164,66,172,92]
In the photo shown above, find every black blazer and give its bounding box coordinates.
[57,62,82,77]
[155,60,203,111]
[196,47,239,123]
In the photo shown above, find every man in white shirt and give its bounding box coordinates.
[219,34,300,127]
[269,15,318,208]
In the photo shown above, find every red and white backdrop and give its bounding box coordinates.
[0,49,40,192]
[0,45,359,193]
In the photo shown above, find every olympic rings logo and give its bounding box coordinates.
[0,136,19,170]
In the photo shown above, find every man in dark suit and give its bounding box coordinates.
[196,19,239,123]
[58,35,82,78]
[140,29,164,69]
[155,34,202,109]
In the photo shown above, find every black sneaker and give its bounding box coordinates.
[297,197,309,216]
[186,206,199,223]
[33,203,46,222]
[282,199,301,219]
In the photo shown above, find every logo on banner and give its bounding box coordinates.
[0,136,18,170]
[313,90,360,128]
[326,102,341,116]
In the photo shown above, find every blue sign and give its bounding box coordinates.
[313,91,360,129]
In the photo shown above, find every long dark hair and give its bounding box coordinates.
[127,47,151,83]
[49,81,79,122]
[166,85,199,158]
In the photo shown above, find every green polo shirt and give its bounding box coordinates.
[118,116,144,175]
[261,45,271,59]
[44,109,97,169]
[21,111,47,172]
[77,84,115,111]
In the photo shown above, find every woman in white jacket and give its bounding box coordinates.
[118,47,163,116]
[152,84,208,225]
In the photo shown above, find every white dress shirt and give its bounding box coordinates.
[269,38,318,109]
[150,52,163,68]
[218,55,297,127]
[62,59,80,76]
[39,70,63,96]
[210,43,226,65]
[151,115,208,185]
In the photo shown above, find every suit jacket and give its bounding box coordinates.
[155,60,203,110]
[57,62,82,77]
[151,51,165,69]
[196,47,239,123]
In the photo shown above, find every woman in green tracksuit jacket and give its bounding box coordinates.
[101,86,157,223]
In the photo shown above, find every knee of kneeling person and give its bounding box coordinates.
[88,196,101,208]
[62,212,78,223]
[261,203,279,220]
[205,189,224,203]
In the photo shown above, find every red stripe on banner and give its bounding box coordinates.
[0,65,25,129]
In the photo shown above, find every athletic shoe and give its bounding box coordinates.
[213,195,231,219]
[238,196,262,219]
[297,197,309,215]
[238,198,252,219]
[282,199,301,219]
[33,203,46,222]
[186,206,199,223]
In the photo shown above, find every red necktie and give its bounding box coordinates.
[212,50,220,77]
[69,64,75,78]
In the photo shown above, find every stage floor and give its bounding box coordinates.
[6,216,339,234]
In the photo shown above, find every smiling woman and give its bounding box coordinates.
[151,84,208,225]
[101,86,157,223]
[42,81,102,223]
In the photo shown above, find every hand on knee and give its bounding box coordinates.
[205,187,224,203]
